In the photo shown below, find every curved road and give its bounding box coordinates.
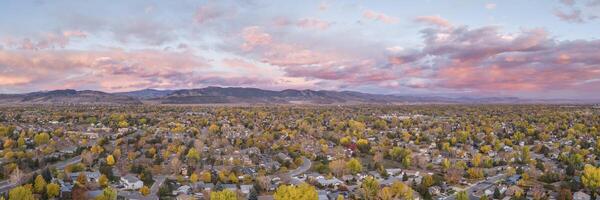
[281,157,311,185]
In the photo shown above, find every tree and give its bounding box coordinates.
[46,183,60,198]
[346,158,363,175]
[359,176,379,200]
[273,183,318,200]
[77,172,88,185]
[9,186,34,200]
[390,181,413,200]
[140,186,150,196]
[106,155,116,166]
[378,187,394,200]
[201,171,212,183]
[456,191,468,200]
[10,168,23,184]
[34,175,47,194]
[210,190,238,200]
[95,187,117,200]
[34,132,50,146]
[229,173,239,184]
[190,172,199,183]
[99,174,109,188]
[186,148,200,163]
[208,124,220,134]
[558,188,572,200]
[329,159,347,177]
[582,164,600,196]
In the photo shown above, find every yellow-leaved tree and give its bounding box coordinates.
[582,164,600,196]
[273,183,318,200]
[210,190,238,200]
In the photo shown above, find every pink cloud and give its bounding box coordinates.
[194,4,226,24]
[363,10,399,24]
[0,75,31,86]
[0,49,207,91]
[3,30,87,50]
[389,23,600,93]
[222,58,258,69]
[414,16,452,28]
[240,26,272,51]
[297,18,331,30]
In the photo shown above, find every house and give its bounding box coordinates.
[173,185,192,195]
[69,171,101,183]
[59,181,74,199]
[506,175,521,185]
[428,186,441,196]
[240,184,254,196]
[574,191,591,200]
[222,184,238,192]
[315,176,343,187]
[121,174,144,190]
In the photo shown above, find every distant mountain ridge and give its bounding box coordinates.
[0,87,595,105]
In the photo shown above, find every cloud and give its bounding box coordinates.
[0,75,31,86]
[296,18,331,30]
[3,30,87,50]
[414,16,452,28]
[0,49,208,91]
[554,8,585,23]
[485,3,497,9]
[363,10,399,24]
[560,0,576,6]
[240,26,273,51]
[222,58,258,70]
[194,4,228,24]
[387,24,600,95]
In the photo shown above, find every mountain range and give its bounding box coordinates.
[0,87,595,105]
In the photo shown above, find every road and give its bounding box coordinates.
[270,157,311,185]
[286,157,312,177]
[443,173,505,200]
[0,155,82,194]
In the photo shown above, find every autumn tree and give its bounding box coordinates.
[9,186,34,200]
[99,174,109,188]
[46,183,60,198]
[329,159,347,177]
[106,155,116,166]
[346,158,363,175]
[390,181,413,200]
[358,176,380,200]
[210,189,238,200]
[140,186,150,196]
[582,164,600,197]
[273,183,318,200]
[95,187,117,200]
[456,191,468,200]
[34,175,47,194]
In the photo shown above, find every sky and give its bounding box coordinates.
[0,0,599,99]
